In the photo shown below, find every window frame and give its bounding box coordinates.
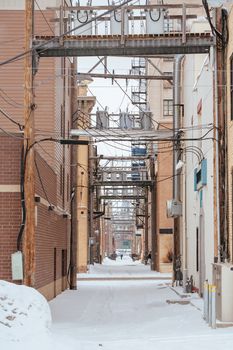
[163,99,173,117]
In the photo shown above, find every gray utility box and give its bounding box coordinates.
[213,263,233,322]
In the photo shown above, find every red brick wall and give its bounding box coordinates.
[0,135,22,281]
[0,135,22,184]
[0,193,21,281]
[35,205,69,290]
[0,135,69,296]
[35,152,57,206]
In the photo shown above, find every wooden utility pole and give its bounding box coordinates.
[70,59,78,290]
[88,146,94,265]
[23,0,36,287]
[144,187,149,255]
[150,157,159,271]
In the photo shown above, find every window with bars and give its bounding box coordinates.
[163,99,173,117]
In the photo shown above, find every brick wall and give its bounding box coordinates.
[0,135,69,298]
[0,192,21,281]
[0,135,22,281]
[35,152,57,206]
[35,205,69,290]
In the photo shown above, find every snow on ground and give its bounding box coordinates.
[102,256,141,266]
[0,280,51,348]
[78,258,171,279]
[1,263,233,350]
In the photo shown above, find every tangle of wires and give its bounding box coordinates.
[202,0,229,50]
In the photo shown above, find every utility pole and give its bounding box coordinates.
[23,0,35,287]
[89,146,94,265]
[150,157,159,271]
[144,187,149,256]
[70,58,78,290]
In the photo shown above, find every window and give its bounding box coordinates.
[231,56,233,120]
[163,99,173,117]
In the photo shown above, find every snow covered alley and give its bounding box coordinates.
[48,260,233,350]
[1,260,233,350]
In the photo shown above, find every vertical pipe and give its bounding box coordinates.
[183,152,188,292]
[144,187,149,256]
[211,285,217,329]
[208,284,212,327]
[204,280,209,321]
[182,3,186,44]
[150,157,159,271]
[173,55,184,281]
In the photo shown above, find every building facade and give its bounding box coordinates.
[182,36,215,293]
[0,0,73,299]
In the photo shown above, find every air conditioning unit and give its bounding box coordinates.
[166,199,182,218]
[213,263,233,322]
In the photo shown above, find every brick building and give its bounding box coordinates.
[0,1,74,299]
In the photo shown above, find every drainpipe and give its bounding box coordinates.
[173,54,184,283]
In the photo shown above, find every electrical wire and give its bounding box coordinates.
[0,0,135,67]
[34,155,53,207]
[0,107,24,130]
[17,144,26,251]
[34,0,55,35]
[97,55,173,132]
[0,126,24,139]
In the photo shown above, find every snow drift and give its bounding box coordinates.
[0,280,51,341]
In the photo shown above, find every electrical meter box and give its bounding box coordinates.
[213,263,233,322]
[166,199,182,218]
[11,251,23,281]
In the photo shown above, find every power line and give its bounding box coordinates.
[34,0,55,35]
[97,56,174,132]
[0,107,24,130]
[0,0,135,67]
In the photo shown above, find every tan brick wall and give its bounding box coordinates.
[157,123,174,266]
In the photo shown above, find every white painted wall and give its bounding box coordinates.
[182,51,215,290]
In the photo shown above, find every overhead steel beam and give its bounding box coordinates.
[34,33,214,58]
[94,181,152,187]
[47,4,203,11]
[113,231,134,234]
[77,72,173,81]
[100,195,145,200]
[70,128,173,139]
[92,156,150,161]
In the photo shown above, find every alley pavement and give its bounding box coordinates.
[48,259,233,350]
